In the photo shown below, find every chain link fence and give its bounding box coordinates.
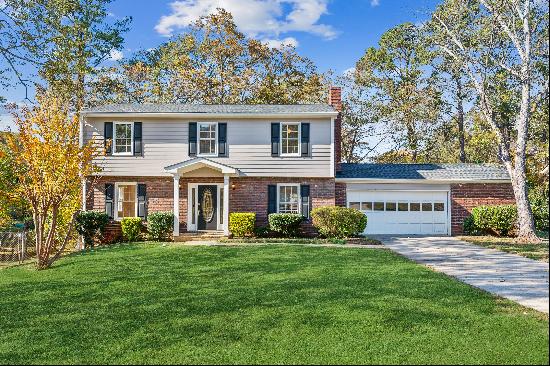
[0,231,35,263]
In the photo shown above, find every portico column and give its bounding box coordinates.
[223,175,230,236]
[173,174,180,237]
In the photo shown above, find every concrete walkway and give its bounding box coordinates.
[376,236,549,314]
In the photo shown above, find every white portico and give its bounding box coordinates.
[165,158,240,236]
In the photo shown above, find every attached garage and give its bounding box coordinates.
[336,163,513,236]
[346,185,450,235]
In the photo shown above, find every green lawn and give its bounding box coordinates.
[0,244,548,365]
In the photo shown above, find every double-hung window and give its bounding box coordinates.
[116,183,137,219]
[277,184,300,214]
[114,122,133,155]
[198,122,217,156]
[280,122,300,156]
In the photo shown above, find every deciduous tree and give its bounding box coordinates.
[1,94,101,269]
[430,0,548,240]
[355,23,443,162]
[88,9,326,106]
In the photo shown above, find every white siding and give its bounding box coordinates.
[84,116,332,177]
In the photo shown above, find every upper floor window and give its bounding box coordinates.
[281,122,300,156]
[198,122,217,156]
[278,184,300,214]
[114,122,133,155]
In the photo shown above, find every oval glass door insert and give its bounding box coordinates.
[202,189,214,222]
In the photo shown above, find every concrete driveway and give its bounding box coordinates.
[376,236,549,314]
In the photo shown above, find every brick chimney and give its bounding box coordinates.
[328,87,342,174]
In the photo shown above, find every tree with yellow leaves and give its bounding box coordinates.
[1,94,102,269]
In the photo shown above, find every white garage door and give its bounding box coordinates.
[347,190,450,235]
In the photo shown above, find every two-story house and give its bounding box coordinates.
[82,87,514,237]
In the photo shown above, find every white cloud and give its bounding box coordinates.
[109,49,124,61]
[155,0,338,43]
[263,37,299,49]
[370,0,380,7]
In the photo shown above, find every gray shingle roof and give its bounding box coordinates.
[337,163,510,181]
[82,103,336,114]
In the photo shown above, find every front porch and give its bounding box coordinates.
[165,158,240,237]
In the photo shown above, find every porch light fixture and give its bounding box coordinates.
[231,183,236,190]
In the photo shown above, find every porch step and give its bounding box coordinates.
[174,232,226,242]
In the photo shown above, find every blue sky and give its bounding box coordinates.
[1,0,439,130]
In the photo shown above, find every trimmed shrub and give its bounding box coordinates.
[74,211,110,248]
[268,213,304,237]
[229,213,256,237]
[311,206,367,239]
[462,215,482,236]
[121,217,143,242]
[529,189,549,231]
[254,225,272,238]
[471,205,517,237]
[147,211,174,241]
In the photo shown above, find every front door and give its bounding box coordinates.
[197,185,218,230]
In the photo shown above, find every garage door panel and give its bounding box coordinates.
[347,189,449,235]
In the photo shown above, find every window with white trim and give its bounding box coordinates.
[280,123,300,156]
[116,183,137,218]
[114,122,133,155]
[198,122,217,156]
[277,184,300,214]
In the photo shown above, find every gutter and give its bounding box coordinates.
[81,112,339,119]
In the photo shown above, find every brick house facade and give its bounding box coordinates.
[83,86,514,237]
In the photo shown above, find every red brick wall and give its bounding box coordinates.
[230,177,335,231]
[450,183,515,235]
[335,182,347,207]
[329,87,342,174]
[86,176,335,234]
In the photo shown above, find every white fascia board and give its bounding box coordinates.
[336,178,511,184]
[82,112,339,119]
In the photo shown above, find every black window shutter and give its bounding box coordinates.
[218,123,227,157]
[268,185,277,215]
[189,122,197,157]
[134,122,142,156]
[137,184,147,218]
[105,183,114,219]
[271,123,280,156]
[300,185,311,219]
[301,123,310,157]
[104,122,113,155]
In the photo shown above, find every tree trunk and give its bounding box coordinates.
[510,168,538,240]
[455,77,466,163]
[512,53,538,241]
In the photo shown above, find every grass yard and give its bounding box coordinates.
[459,233,549,262]
[0,244,548,365]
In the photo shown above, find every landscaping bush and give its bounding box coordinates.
[471,205,517,237]
[268,213,304,237]
[229,213,256,237]
[74,211,110,248]
[147,211,174,241]
[311,206,367,238]
[121,217,143,242]
[254,225,272,238]
[529,189,549,231]
[462,215,482,236]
